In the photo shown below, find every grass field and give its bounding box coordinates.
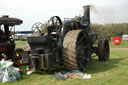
[15,40,26,49]
[1,41,128,85]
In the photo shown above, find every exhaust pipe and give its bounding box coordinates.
[83,5,90,25]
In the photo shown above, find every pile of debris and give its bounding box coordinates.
[0,59,21,83]
[55,71,91,80]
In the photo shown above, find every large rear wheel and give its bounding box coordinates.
[63,30,91,72]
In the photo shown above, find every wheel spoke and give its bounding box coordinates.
[80,56,89,61]
[52,20,54,26]
[32,22,43,33]
[55,19,58,25]
[77,35,86,45]
[78,60,85,71]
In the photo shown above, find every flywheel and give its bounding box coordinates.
[63,30,91,72]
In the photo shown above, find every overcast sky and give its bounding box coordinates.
[0,0,128,31]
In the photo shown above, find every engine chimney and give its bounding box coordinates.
[83,5,90,25]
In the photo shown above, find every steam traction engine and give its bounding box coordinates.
[25,5,110,72]
[0,15,23,65]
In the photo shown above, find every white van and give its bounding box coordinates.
[122,35,128,40]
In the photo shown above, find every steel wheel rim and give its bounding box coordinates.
[76,31,90,72]
[49,16,62,31]
[31,22,43,33]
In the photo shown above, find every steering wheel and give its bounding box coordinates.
[31,22,43,33]
[48,16,62,32]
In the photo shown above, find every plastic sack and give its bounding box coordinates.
[2,69,12,83]
[0,59,21,83]
[0,68,4,82]
[82,74,91,79]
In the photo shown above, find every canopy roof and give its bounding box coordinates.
[0,15,23,26]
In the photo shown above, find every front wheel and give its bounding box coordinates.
[98,39,110,61]
[12,48,24,67]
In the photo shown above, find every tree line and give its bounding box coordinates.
[91,23,128,40]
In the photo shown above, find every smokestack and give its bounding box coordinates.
[83,5,90,25]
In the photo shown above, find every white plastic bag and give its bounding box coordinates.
[82,74,91,79]
[0,59,21,83]
[0,68,4,82]
[2,69,9,83]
